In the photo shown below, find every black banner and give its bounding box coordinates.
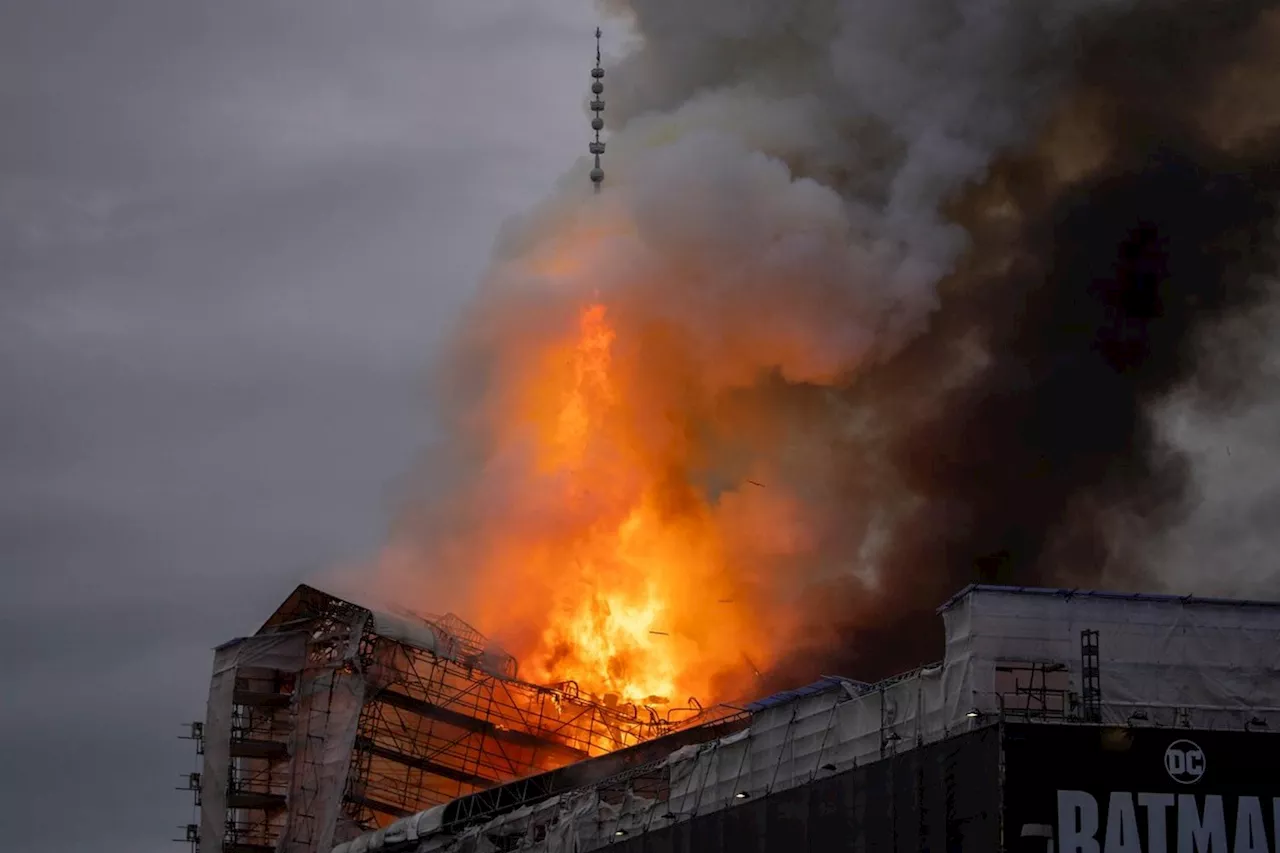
[607,726,1001,852]
[1003,723,1280,853]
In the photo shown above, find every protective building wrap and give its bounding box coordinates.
[331,586,1280,853]
[200,632,309,853]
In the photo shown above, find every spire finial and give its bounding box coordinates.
[589,28,606,193]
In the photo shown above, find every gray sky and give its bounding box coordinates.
[5,4,1280,852]
[0,3,600,850]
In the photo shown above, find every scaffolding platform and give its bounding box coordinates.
[193,585,694,853]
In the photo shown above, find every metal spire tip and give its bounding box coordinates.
[589,28,605,193]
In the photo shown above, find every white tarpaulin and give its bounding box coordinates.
[281,610,370,853]
[332,585,1280,853]
[200,632,308,853]
[279,666,366,853]
[369,611,438,656]
[944,586,1280,728]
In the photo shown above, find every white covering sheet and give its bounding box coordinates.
[947,587,1280,728]
[369,611,438,655]
[281,610,370,853]
[200,632,308,853]
[330,586,1280,853]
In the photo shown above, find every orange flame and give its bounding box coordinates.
[378,208,844,712]
[447,295,790,708]
[522,304,704,703]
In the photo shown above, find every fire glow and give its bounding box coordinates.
[373,194,833,715]
[477,300,766,708]
[364,0,1280,730]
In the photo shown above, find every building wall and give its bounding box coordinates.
[595,722,1280,853]
[945,587,1280,730]
[330,587,1280,853]
[1003,723,1280,853]
[600,726,1001,853]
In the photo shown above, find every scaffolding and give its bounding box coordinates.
[195,585,691,853]
[176,722,205,852]
[1080,628,1102,723]
[331,584,1280,853]
[993,660,1071,720]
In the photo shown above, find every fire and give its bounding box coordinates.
[456,295,779,709]
[378,208,831,713]
[526,304,701,703]
[545,303,616,473]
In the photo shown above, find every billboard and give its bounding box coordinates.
[1003,723,1280,853]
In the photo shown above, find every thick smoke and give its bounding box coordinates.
[786,0,1280,681]
[379,0,1280,696]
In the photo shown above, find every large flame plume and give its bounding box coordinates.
[372,0,1280,708]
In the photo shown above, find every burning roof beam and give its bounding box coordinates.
[440,709,751,830]
[374,689,590,763]
[353,736,498,789]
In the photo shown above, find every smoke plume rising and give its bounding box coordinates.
[375,0,1280,702]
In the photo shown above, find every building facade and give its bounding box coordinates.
[190,585,1280,853]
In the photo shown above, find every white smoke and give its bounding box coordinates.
[372,0,1280,690]
[490,0,1149,379]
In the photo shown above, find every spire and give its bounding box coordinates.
[589,27,605,193]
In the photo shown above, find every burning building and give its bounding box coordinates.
[177,1,1280,849]
[184,584,1280,853]
[371,0,1280,724]
[184,584,728,853]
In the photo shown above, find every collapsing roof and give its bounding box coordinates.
[331,583,1280,853]
[194,585,720,853]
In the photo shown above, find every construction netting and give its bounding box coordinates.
[332,585,1280,853]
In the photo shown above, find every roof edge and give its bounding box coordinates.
[936,583,1280,614]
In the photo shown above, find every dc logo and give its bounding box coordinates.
[1165,739,1206,784]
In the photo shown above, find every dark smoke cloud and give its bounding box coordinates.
[779,0,1280,683]
[377,0,1280,703]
